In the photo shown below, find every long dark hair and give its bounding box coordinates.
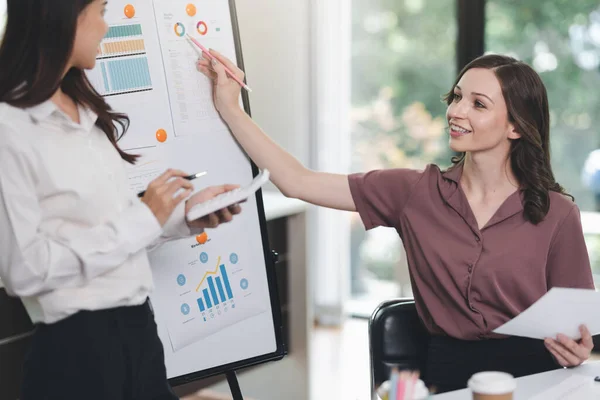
[0,0,137,163]
[444,54,570,225]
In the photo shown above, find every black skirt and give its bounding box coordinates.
[21,299,177,400]
[425,335,560,394]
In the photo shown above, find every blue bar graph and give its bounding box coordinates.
[100,63,109,93]
[197,298,205,312]
[215,277,227,303]
[106,57,152,93]
[105,24,142,39]
[193,262,235,316]
[203,288,212,309]
[220,265,233,299]
[207,276,220,306]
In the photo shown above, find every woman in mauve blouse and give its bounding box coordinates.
[197,51,595,392]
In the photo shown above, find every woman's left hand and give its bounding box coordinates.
[185,184,243,230]
[544,325,594,367]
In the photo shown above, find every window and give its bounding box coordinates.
[347,0,600,314]
[486,1,600,280]
[348,0,456,312]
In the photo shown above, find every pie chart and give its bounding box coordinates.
[174,22,186,37]
[197,21,208,36]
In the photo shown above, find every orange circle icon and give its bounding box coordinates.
[196,232,209,245]
[186,4,197,17]
[124,4,136,19]
[156,129,167,143]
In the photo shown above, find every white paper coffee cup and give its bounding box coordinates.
[468,372,516,399]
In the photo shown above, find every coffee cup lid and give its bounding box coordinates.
[467,371,516,395]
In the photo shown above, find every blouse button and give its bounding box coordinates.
[468,264,473,273]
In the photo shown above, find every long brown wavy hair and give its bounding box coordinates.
[444,54,571,224]
[0,0,138,164]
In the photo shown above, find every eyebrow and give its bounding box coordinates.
[455,85,495,104]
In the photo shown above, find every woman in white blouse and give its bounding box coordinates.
[0,1,242,399]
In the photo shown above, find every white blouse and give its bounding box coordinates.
[0,100,198,324]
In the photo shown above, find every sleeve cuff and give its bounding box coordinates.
[120,201,164,251]
[348,173,376,230]
[161,201,203,239]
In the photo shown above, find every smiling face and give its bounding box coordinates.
[446,68,521,158]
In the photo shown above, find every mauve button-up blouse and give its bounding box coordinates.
[349,163,595,340]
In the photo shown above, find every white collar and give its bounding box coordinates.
[26,100,58,122]
[26,99,99,132]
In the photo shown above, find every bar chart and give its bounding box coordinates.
[98,24,147,58]
[196,263,235,319]
[164,250,268,351]
[88,57,153,96]
[87,23,154,96]
[109,58,152,91]
[105,24,143,39]
[100,39,146,57]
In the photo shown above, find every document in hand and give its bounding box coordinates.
[493,287,600,340]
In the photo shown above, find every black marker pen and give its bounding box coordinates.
[137,171,207,198]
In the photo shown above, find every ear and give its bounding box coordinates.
[507,123,521,140]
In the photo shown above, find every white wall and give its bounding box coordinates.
[235,0,312,169]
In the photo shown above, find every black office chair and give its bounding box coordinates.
[369,299,430,397]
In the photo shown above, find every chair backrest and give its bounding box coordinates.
[0,289,34,400]
[368,299,430,396]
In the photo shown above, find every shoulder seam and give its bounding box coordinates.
[547,202,577,257]
[397,165,431,218]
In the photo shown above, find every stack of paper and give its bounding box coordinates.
[493,288,600,340]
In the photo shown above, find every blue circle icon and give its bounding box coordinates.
[240,278,249,290]
[200,252,209,263]
[181,303,190,315]
[177,274,186,286]
[230,253,239,264]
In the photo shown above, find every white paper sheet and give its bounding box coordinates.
[528,374,600,400]
[149,245,269,353]
[493,287,600,340]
